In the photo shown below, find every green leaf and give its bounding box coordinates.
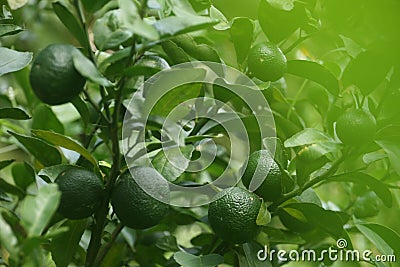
[294,188,322,206]
[37,164,74,183]
[99,47,130,70]
[210,5,229,30]
[173,251,224,267]
[286,60,339,96]
[256,200,271,226]
[50,219,87,267]
[295,156,328,186]
[150,82,203,117]
[0,107,30,120]
[1,5,12,19]
[81,0,110,13]
[100,243,126,267]
[296,141,340,161]
[170,34,221,62]
[284,128,335,147]
[375,126,400,175]
[258,0,307,43]
[267,0,295,11]
[72,50,113,87]
[168,0,197,16]
[363,150,387,165]
[0,24,22,37]
[263,137,288,169]
[355,223,400,257]
[152,145,194,182]
[161,40,191,64]
[70,96,90,127]
[0,177,25,198]
[242,242,271,267]
[31,130,98,168]
[7,0,28,10]
[93,10,132,51]
[154,16,218,38]
[52,2,88,51]
[230,17,254,64]
[342,49,392,95]
[0,215,19,258]
[0,47,32,76]
[20,184,61,236]
[188,0,211,12]
[155,235,180,252]
[329,172,392,207]
[339,35,364,58]
[262,227,305,244]
[8,131,62,167]
[119,0,159,41]
[0,159,14,170]
[280,202,351,242]
[32,105,64,134]
[12,162,35,190]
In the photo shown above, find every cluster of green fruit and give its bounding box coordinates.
[29,42,379,243]
[53,150,281,242]
[55,166,170,230]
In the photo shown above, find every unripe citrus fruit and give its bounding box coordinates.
[208,187,262,244]
[55,167,104,220]
[242,150,283,202]
[248,42,287,82]
[111,167,170,229]
[336,109,376,146]
[29,44,85,105]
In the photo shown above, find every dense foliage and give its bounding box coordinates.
[0,0,400,266]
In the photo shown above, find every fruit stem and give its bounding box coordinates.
[283,31,312,55]
[83,90,111,124]
[73,0,95,62]
[85,1,149,266]
[287,79,308,123]
[93,223,124,266]
[270,153,346,209]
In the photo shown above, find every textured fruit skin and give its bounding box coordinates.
[248,42,287,82]
[111,167,170,229]
[29,44,85,105]
[336,109,376,146]
[55,167,104,220]
[208,187,261,244]
[242,150,283,202]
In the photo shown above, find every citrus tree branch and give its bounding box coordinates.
[94,223,124,267]
[86,1,149,265]
[270,153,346,210]
[73,0,95,62]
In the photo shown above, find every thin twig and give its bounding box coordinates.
[283,33,312,55]
[86,1,149,265]
[83,90,111,124]
[94,223,124,267]
[270,152,347,210]
[73,0,95,62]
